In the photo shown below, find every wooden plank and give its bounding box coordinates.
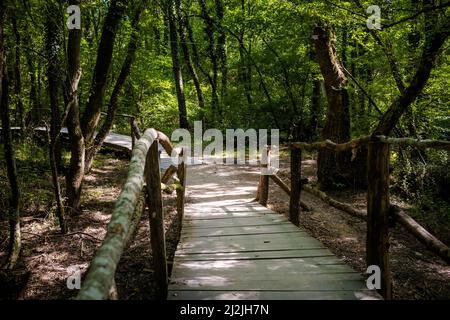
[176,233,325,255]
[183,216,289,229]
[168,290,380,300]
[181,223,305,238]
[185,208,276,219]
[185,211,276,220]
[174,249,339,262]
[169,275,367,291]
[170,258,359,279]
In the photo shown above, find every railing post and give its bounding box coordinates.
[258,146,270,206]
[145,138,168,300]
[289,146,302,227]
[367,138,392,299]
[177,148,187,225]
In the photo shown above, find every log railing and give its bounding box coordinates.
[256,134,450,300]
[77,128,186,300]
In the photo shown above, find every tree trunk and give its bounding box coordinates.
[309,79,321,141]
[81,0,127,146]
[175,0,205,110]
[1,10,22,268]
[24,40,39,126]
[313,25,352,189]
[198,0,220,119]
[65,0,84,213]
[215,0,228,100]
[85,1,148,172]
[11,15,24,130]
[167,0,188,129]
[238,35,253,106]
[45,2,66,232]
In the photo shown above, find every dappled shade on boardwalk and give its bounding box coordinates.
[168,165,380,300]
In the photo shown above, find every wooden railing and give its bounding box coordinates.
[77,128,186,300]
[256,135,450,300]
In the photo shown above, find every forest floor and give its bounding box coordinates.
[0,150,181,300]
[1,148,449,299]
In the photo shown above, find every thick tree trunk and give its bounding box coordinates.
[1,11,22,268]
[313,25,353,189]
[167,0,188,129]
[65,0,84,213]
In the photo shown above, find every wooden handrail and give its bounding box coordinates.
[290,135,450,151]
[77,129,157,300]
[77,128,186,300]
[257,134,449,300]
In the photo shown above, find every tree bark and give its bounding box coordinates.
[167,0,188,129]
[45,2,66,232]
[313,25,352,189]
[11,15,24,130]
[65,0,84,213]
[24,40,39,126]
[1,9,22,268]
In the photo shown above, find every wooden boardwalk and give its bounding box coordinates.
[4,127,176,169]
[168,165,380,300]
